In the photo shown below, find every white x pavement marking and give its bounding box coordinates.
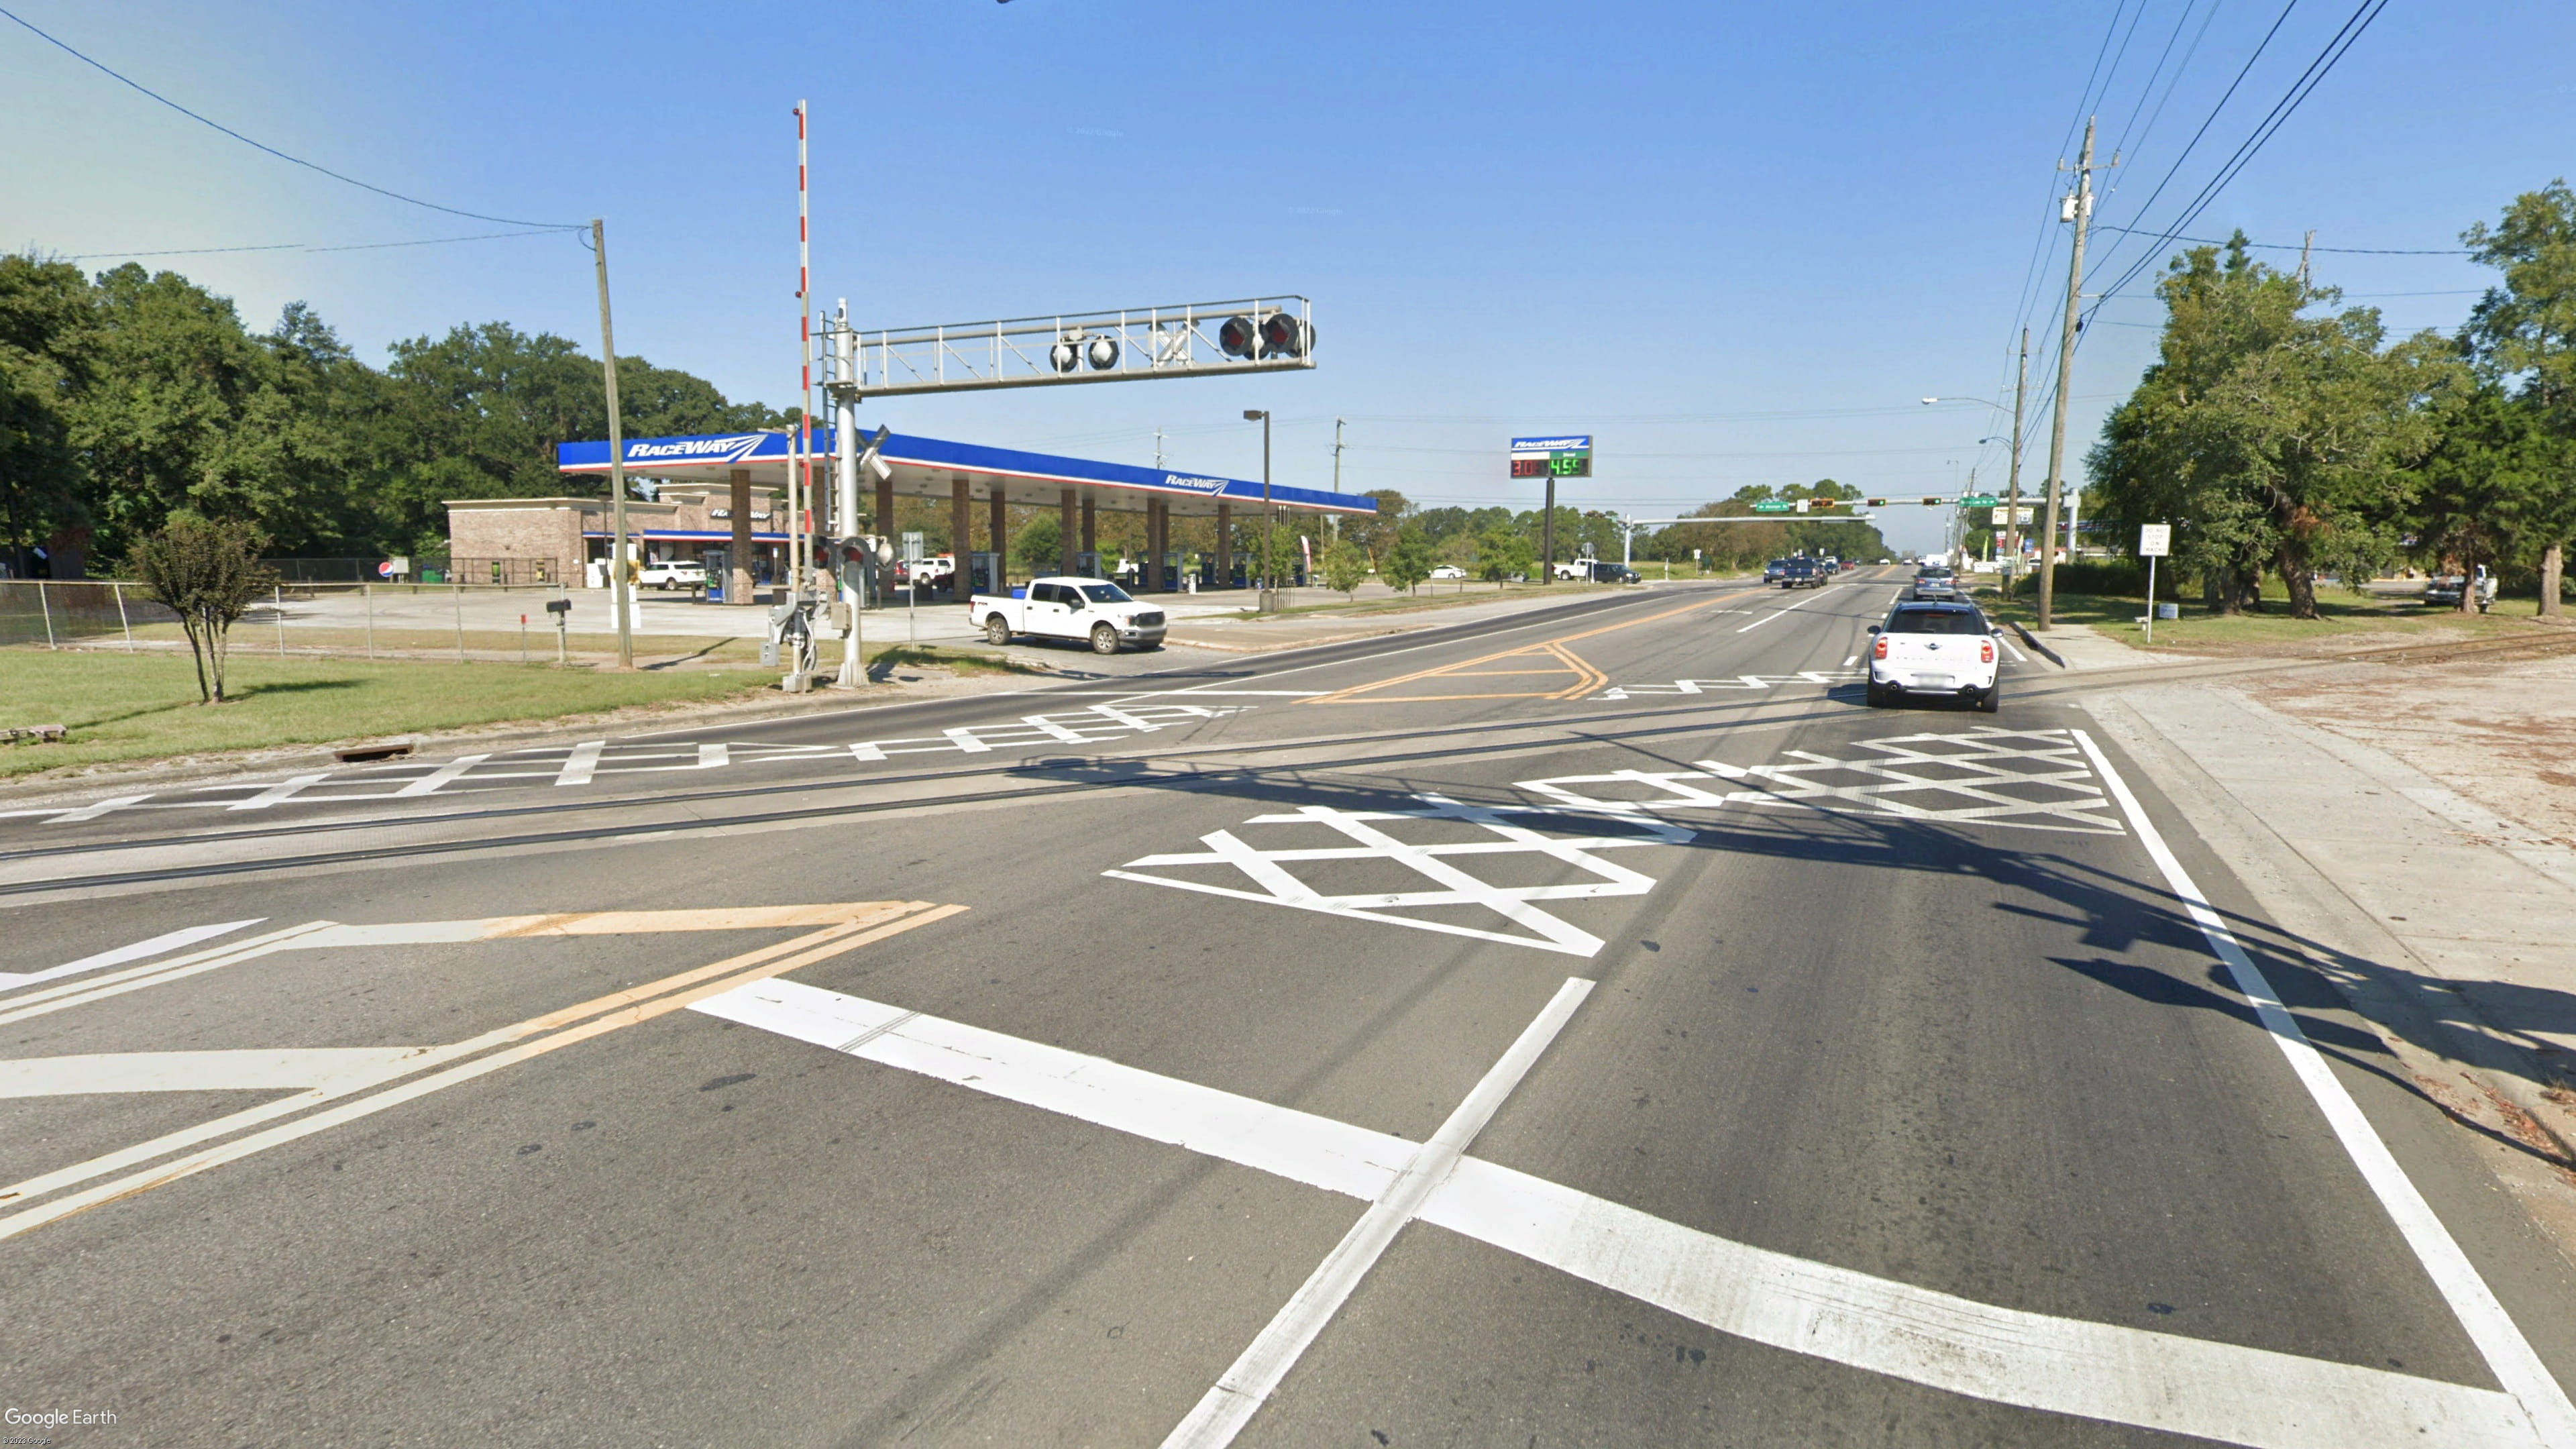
[1106,794,1689,957]
[1595,669,1862,700]
[1520,726,2126,835]
[691,976,2545,1448]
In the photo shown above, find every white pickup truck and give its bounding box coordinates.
[971,576,1168,654]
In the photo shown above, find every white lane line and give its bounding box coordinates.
[1998,635,2029,664]
[1161,977,1593,1449]
[1421,1157,2530,1449]
[848,741,888,763]
[555,741,604,786]
[1735,593,1817,633]
[392,754,490,798]
[694,977,2528,1448]
[942,727,993,754]
[0,922,337,1028]
[0,920,263,992]
[2074,728,2576,1445]
[228,772,334,810]
[0,1047,427,1097]
[1843,653,1859,667]
[698,742,728,769]
[46,794,152,824]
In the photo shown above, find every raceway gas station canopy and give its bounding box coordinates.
[556,428,1376,521]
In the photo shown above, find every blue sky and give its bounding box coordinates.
[9,0,2572,554]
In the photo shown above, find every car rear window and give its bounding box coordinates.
[1886,608,1982,635]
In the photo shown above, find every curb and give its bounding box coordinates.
[2009,621,2068,669]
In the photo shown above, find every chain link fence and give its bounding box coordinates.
[0,580,178,650]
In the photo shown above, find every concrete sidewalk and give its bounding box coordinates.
[2061,639,2576,1246]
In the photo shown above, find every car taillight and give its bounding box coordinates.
[1872,636,1887,659]
[1980,641,1994,663]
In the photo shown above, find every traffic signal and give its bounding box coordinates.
[1808,497,1841,510]
[1921,496,1943,506]
[1865,498,1887,507]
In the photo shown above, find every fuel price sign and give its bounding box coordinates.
[1509,435,1592,479]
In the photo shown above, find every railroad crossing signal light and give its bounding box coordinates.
[1051,331,1124,372]
[1258,312,1311,358]
[1222,312,1313,360]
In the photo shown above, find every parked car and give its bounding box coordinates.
[2422,567,2498,612]
[971,576,1166,654]
[637,561,706,591]
[1428,564,1467,580]
[1867,600,2001,712]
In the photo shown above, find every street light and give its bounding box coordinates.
[1244,409,1275,612]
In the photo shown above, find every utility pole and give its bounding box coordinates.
[1332,417,1346,492]
[790,99,813,692]
[591,217,633,671]
[1155,427,1164,471]
[2002,327,2029,582]
[2037,117,2100,631]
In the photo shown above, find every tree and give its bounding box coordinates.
[1477,523,1535,584]
[1382,527,1434,594]
[127,515,276,703]
[1347,488,1411,566]
[2408,379,2559,610]
[2087,236,2439,619]
[1012,513,1063,576]
[0,253,95,576]
[1320,537,1371,598]
[2464,180,2576,615]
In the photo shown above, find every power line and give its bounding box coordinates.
[2083,0,2392,322]
[2078,0,2304,287]
[2094,223,2468,255]
[65,227,574,263]
[0,5,583,232]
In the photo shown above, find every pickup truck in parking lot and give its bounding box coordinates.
[970,576,1167,654]
[1867,600,2000,712]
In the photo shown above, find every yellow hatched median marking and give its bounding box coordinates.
[0,900,965,1240]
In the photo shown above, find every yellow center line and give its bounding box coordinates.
[1301,588,1760,707]
[0,902,965,1240]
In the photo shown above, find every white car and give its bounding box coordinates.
[971,576,1166,654]
[638,561,706,590]
[1866,600,2000,712]
[1428,565,1467,580]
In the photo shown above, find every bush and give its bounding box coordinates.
[2010,559,2183,600]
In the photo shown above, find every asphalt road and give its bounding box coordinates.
[7,568,2576,1448]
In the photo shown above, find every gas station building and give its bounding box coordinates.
[498,427,1377,601]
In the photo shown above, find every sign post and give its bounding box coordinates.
[2137,523,2171,643]
[1509,435,1592,583]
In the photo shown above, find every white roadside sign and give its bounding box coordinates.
[2138,524,2171,557]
